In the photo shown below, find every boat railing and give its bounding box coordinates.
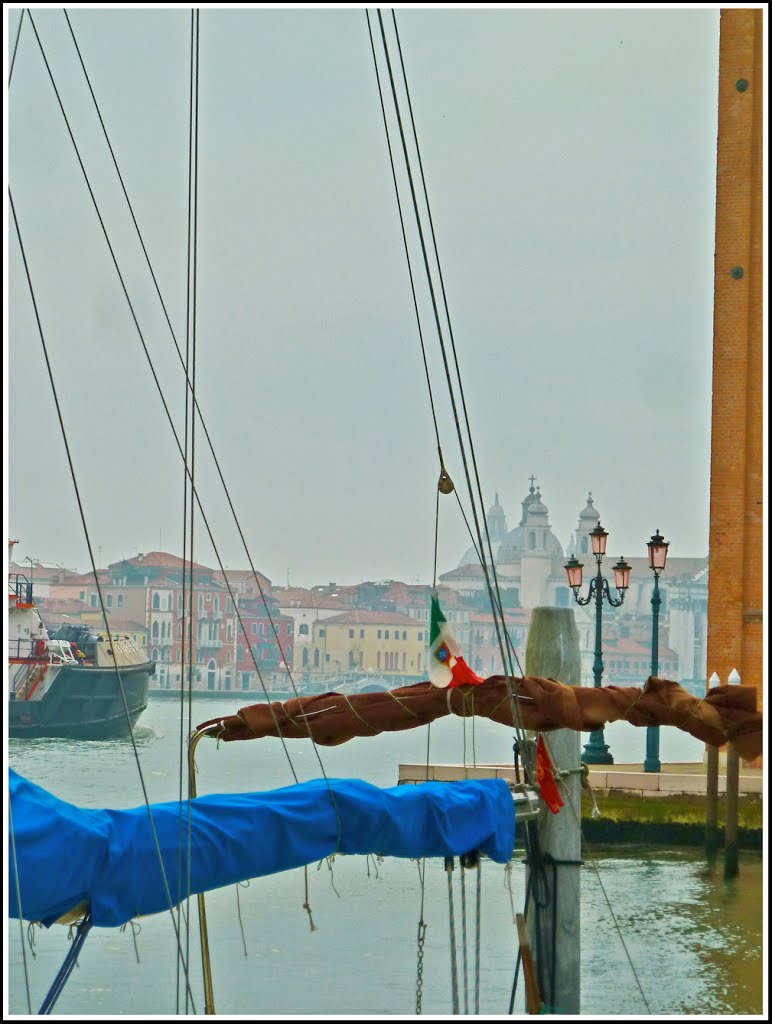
[8,637,77,665]
[8,573,33,605]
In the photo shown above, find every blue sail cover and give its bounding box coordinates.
[8,769,514,928]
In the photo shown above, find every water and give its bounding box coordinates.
[7,698,765,1017]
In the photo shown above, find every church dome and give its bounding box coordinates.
[497,487,564,562]
[578,492,600,522]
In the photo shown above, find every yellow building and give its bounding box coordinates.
[306,610,427,679]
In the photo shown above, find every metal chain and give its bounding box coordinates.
[415,918,427,1014]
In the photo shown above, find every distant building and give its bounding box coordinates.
[440,480,708,688]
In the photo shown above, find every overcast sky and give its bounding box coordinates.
[6,5,726,587]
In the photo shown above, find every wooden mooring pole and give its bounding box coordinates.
[724,669,742,879]
[705,744,720,859]
[524,607,582,1016]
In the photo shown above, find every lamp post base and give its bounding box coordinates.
[582,729,614,765]
[643,757,661,773]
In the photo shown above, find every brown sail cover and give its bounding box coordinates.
[196,676,762,762]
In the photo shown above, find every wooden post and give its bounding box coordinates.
[516,913,542,1014]
[705,744,720,859]
[724,669,741,878]
[524,607,582,1016]
[724,743,740,878]
[705,672,721,860]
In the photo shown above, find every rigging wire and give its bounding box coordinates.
[386,10,534,781]
[179,10,199,1013]
[8,800,33,1015]
[8,187,197,1014]
[369,9,533,778]
[55,4,345,949]
[59,8,340,804]
[9,7,25,85]
[20,8,327,793]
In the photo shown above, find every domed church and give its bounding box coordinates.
[441,478,602,609]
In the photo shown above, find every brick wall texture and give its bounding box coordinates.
[706,9,763,765]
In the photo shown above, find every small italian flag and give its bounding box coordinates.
[429,589,484,689]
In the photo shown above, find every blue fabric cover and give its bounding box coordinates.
[8,769,514,928]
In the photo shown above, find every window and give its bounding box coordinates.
[349,629,355,638]
[385,630,390,640]
[286,624,292,636]
[117,594,124,608]
[251,623,257,635]
[377,630,382,639]
[206,593,211,603]
[152,592,160,609]
[214,596,219,613]
[318,628,326,638]
[89,593,97,608]
[402,631,407,640]
[298,623,309,636]
[325,654,330,662]
[106,594,113,608]
[198,595,204,612]
[418,632,423,642]
[152,622,159,639]
[238,645,243,660]
[360,629,364,639]
[377,651,381,669]
[79,591,85,601]
[259,623,265,637]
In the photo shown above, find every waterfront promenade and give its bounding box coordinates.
[398,760,763,796]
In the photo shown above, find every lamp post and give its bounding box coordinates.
[644,529,669,772]
[564,524,631,765]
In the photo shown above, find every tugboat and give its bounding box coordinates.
[8,572,154,740]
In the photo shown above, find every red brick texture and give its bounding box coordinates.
[706,9,764,765]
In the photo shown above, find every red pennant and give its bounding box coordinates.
[535,734,564,814]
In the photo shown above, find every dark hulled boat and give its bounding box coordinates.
[8,575,154,740]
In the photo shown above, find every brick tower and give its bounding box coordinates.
[706,8,763,764]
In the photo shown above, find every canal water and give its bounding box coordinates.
[7,696,765,1016]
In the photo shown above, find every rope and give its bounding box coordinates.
[38,913,93,1015]
[460,865,470,1014]
[475,860,482,1015]
[445,858,460,1015]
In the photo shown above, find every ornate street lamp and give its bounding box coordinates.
[564,524,631,764]
[644,529,669,773]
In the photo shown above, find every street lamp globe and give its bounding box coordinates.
[590,524,608,557]
[611,557,632,591]
[647,529,669,572]
[564,555,584,591]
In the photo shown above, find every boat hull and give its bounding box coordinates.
[8,662,151,740]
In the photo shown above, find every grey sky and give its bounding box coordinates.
[7,6,722,587]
